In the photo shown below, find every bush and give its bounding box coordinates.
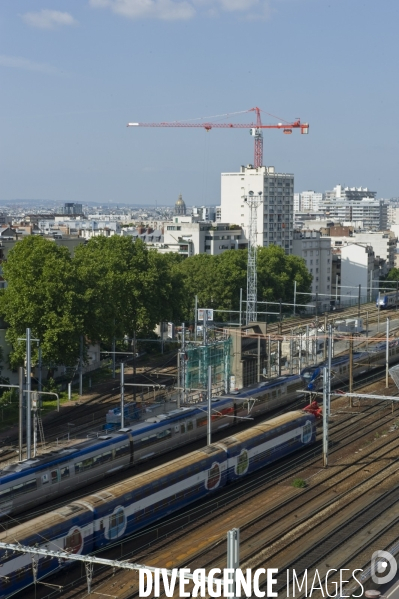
[292,478,307,488]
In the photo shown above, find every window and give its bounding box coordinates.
[60,466,70,480]
[181,423,186,433]
[51,470,59,484]
[115,444,130,458]
[187,421,194,431]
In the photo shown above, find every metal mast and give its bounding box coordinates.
[245,191,263,324]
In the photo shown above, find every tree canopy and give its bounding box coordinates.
[177,246,311,320]
[0,237,311,369]
[0,236,83,369]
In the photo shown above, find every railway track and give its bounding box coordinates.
[18,372,399,599]
[0,358,178,466]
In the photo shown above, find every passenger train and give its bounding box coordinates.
[0,410,316,597]
[0,375,305,518]
[301,339,399,391]
[376,291,399,309]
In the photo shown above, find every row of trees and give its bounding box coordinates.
[0,236,312,372]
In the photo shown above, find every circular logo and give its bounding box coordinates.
[235,449,249,476]
[206,462,221,490]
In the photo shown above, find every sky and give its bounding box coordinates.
[1,0,399,206]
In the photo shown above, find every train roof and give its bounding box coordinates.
[218,410,311,445]
[0,398,234,483]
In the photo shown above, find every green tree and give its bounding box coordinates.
[257,246,312,308]
[178,246,311,321]
[0,236,84,369]
[73,237,183,344]
[384,268,399,288]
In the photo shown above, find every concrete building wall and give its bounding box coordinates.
[292,230,332,304]
[221,165,294,254]
[340,244,376,303]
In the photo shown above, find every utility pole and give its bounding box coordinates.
[18,367,23,461]
[207,365,212,446]
[257,335,261,383]
[278,322,282,376]
[377,291,380,332]
[323,366,329,467]
[358,284,361,318]
[26,328,31,459]
[227,528,240,599]
[349,336,354,408]
[133,330,137,402]
[328,324,332,417]
[386,317,390,389]
[194,295,198,341]
[112,335,116,379]
[181,322,186,404]
[79,335,83,396]
[267,335,271,377]
[323,314,328,361]
[294,280,297,316]
[239,288,242,327]
[120,363,125,428]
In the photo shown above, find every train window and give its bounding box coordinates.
[102,451,113,463]
[42,473,49,484]
[157,429,171,440]
[115,444,129,458]
[60,466,70,479]
[181,424,186,434]
[187,421,193,431]
[0,488,11,500]
[12,483,24,496]
[51,470,59,484]
[23,479,37,493]
[92,455,102,467]
[196,417,207,428]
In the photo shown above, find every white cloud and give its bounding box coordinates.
[89,0,273,20]
[21,9,78,29]
[0,55,59,75]
[89,0,196,20]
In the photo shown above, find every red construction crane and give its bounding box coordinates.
[127,106,309,168]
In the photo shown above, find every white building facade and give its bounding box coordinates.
[294,191,323,213]
[292,230,332,308]
[221,165,294,253]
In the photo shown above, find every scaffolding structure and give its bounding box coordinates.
[184,338,231,396]
[244,191,263,324]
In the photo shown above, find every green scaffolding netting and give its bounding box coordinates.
[184,338,232,392]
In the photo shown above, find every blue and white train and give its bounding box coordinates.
[376,291,399,309]
[0,410,316,597]
[301,339,399,391]
[0,375,305,518]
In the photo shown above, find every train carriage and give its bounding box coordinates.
[0,500,93,596]
[219,410,315,482]
[0,410,316,597]
[0,377,306,518]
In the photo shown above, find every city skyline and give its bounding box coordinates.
[1,0,398,204]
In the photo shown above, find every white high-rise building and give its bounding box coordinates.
[221,165,294,253]
[294,191,323,213]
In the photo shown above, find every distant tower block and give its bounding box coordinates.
[175,194,186,216]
